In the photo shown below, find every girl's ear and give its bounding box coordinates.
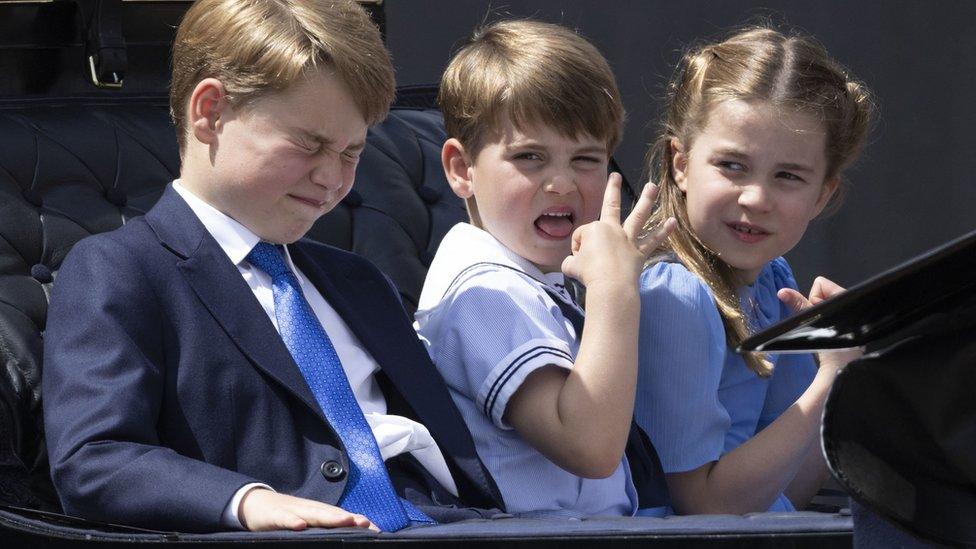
[814,176,841,216]
[189,78,229,146]
[671,138,689,192]
[442,138,475,199]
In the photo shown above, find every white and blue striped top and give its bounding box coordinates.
[415,223,638,517]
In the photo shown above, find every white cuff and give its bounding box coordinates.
[221,482,274,530]
[477,338,574,429]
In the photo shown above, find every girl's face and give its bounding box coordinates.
[671,100,838,284]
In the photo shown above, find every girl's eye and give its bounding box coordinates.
[718,161,746,172]
[513,152,543,161]
[776,171,805,182]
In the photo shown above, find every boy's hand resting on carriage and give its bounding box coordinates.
[239,488,378,532]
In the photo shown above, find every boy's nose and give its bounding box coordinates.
[543,172,576,195]
[309,155,343,191]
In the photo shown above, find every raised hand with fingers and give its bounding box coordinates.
[778,276,863,372]
[561,173,676,288]
[502,173,678,478]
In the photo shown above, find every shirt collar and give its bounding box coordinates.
[419,222,575,309]
[172,180,300,270]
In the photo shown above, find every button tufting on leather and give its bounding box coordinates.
[105,188,128,207]
[23,189,43,207]
[341,189,363,208]
[418,186,441,204]
[30,264,53,284]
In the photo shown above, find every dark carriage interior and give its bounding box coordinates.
[0,1,962,547]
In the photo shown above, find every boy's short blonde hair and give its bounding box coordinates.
[439,20,624,157]
[170,0,395,153]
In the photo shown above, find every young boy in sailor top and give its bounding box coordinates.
[414,20,675,517]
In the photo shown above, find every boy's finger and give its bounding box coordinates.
[623,182,660,240]
[570,224,584,255]
[600,172,623,224]
[635,217,676,257]
[296,505,366,530]
[352,514,380,532]
[561,254,580,280]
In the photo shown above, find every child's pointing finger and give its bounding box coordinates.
[622,182,658,240]
[600,172,623,224]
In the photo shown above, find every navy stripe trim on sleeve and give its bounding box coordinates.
[483,345,573,420]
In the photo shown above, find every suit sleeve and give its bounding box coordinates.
[42,236,258,532]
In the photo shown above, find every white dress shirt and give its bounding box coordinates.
[171,182,457,529]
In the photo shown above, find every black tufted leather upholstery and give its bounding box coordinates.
[0,88,467,512]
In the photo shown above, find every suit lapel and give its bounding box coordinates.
[289,245,436,419]
[292,244,502,507]
[146,187,325,423]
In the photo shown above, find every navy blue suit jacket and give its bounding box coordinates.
[42,186,501,532]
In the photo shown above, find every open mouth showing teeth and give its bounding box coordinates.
[730,223,768,235]
[535,211,575,239]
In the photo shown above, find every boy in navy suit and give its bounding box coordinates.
[42,0,500,533]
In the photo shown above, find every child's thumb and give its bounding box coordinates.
[777,287,810,314]
[561,255,580,280]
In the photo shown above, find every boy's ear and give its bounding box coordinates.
[442,138,475,199]
[814,176,841,216]
[670,138,689,192]
[188,78,229,146]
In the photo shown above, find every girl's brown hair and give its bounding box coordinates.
[645,27,874,376]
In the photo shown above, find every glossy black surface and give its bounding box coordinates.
[740,227,976,352]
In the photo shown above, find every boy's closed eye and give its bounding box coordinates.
[299,140,322,154]
[292,134,364,161]
[572,154,604,168]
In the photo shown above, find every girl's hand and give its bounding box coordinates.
[777,276,863,372]
[776,275,844,310]
[561,173,676,288]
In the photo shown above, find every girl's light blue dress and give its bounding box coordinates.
[635,257,818,512]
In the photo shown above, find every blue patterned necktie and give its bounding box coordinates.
[246,242,434,531]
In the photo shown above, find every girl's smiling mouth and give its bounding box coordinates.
[726,221,770,243]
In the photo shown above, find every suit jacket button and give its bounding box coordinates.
[321,460,346,481]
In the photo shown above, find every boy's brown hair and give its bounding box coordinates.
[170,0,396,154]
[439,19,624,157]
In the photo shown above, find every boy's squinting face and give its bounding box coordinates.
[204,69,367,244]
[673,100,837,283]
[464,119,609,272]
